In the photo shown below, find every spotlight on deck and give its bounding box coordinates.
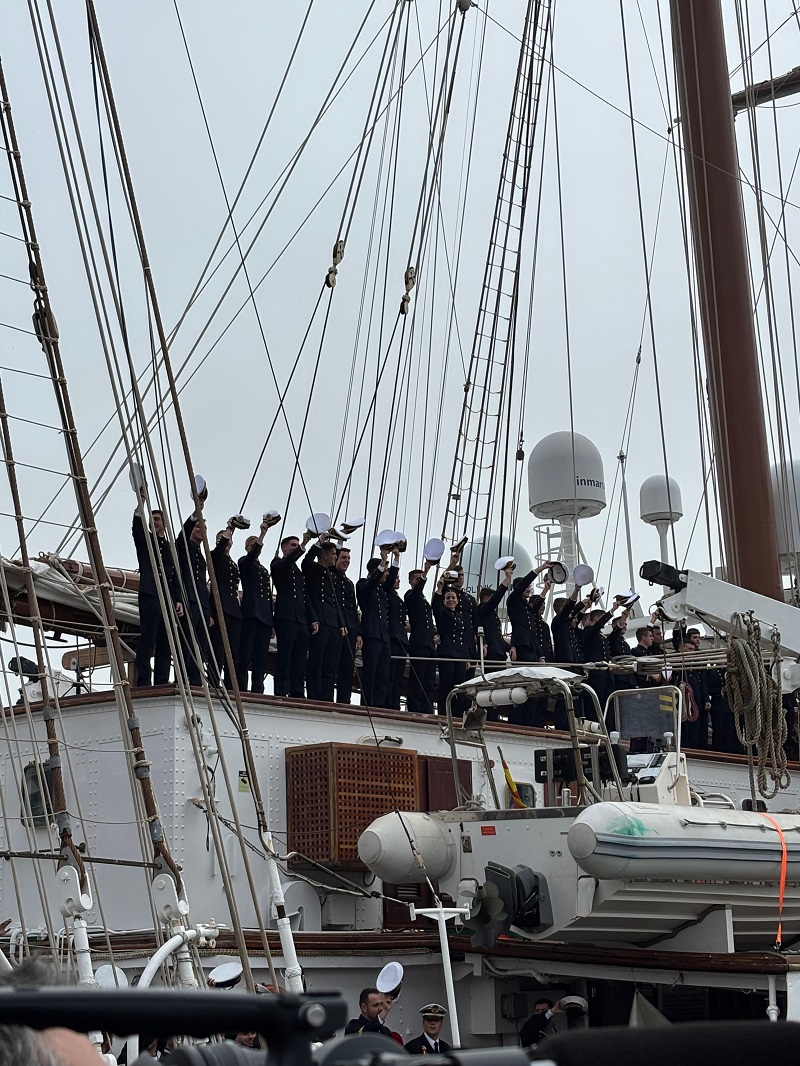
[639,560,687,592]
[9,656,39,680]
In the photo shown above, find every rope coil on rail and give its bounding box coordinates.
[726,612,789,804]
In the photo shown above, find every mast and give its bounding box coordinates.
[669,0,783,599]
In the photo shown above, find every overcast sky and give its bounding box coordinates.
[2,1,800,620]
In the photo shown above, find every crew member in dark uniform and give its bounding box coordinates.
[270,530,315,698]
[551,586,582,663]
[507,571,540,666]
[332,547,361,704]
[238,518,274,694]
[131,494,182,688]
[176,511,213,686]
[404,1004,452,1055]
[433,584,469,709]
[356,547,398,708]
[344,988,391,1037]
[477,562,514,670]
[209,525,242,688]
[387,572,409,710]
[405,564,439,714]
[303,535,344,702]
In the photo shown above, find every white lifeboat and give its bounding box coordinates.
[568,801,800,882]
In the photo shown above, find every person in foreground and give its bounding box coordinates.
[404,1003,452,1055]
[0,957,100,1065]
[519,997,563,1047]
[344,986,392,1036]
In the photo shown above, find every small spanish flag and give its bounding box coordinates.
[498,746,528,809]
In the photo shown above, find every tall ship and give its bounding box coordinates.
[2,1,800,1057]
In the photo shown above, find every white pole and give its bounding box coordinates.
[411,902,471,1048]
[126,930,199,1061]
[262,832,304,994]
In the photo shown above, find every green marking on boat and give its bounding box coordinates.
[609,817,652,837]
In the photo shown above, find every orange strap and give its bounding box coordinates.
[760,813,788,950]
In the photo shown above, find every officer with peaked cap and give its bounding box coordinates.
[404,1004,452,1054]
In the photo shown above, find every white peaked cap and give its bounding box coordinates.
[375,528,399,548]
[376,961,404,993]
[306,512,332,534]
[194,474,207,496]
[208,961,243,988]
[548,561,568,584]
[494,555,514,570]
[129,462,145,492]
[572,564,594,587]
[424,537,445,562]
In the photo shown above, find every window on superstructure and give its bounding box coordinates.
[21,761,54,828]
[506,781,536,809]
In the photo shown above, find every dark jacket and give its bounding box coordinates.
[552,597,579,663]
[239,541,273,626]
[210,541,241,619]
[506,571,539,657]
[404,1036,452,1055]
[270,546,309,625]
[344,1017,391,1037]
[387,587,409,646]
[434,601,469,659]
[477,584,510,661]
[529,595,553,662]
[132,511,179,603]
[332,569,359,634]
[302,546,344,629]
[405,577,437,649]
[176,515,211,617]
[357,564,398,642]
[582,611,612,662]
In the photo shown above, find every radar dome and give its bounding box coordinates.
[639,475,683,525]
[461,535,534,593]
[528,432,606,520]
[770,460,800,569]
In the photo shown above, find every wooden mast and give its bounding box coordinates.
[670,0,783,599]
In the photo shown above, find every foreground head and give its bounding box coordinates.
[319,542,337,567]
[359,987,384,1020]
[336,548,351,573]
[651,625,663,644]
[478,586,494,604]
[587,609,605,624]
[443,589,459,610]
[636,627,653,647]
[533,998,554,1015]
[190,518,206,545]
[553,597,567,614]
[408,569,424,587]
[420,1003,448,1038]
[0,958,99,1065]
[152,509,165,537]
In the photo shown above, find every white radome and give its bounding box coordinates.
[639,474,683,525]
[527,432,606,520]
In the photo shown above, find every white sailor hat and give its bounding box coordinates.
[572,563,594,587]
[376,961,404,996]
[306,512,332,535]
[420,1003,448,1018]
[424,537,446,563]
[207,961,243,989]
[194,474,208,500]
[129,462,146,492]
[263,509,281,527]
[494,555,514,570]
[375,528,399,549]
[342,516,365,533]
[547,561,568,584]
[229,514,251,530]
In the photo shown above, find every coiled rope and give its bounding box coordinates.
[726,612,790,804]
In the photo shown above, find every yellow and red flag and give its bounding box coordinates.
[498,746,528,809]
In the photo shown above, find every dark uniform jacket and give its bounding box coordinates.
[552,598,579,663]
[302,546,344,628]
[357,565,398,641]
[132,511,180,603]
[176,516,211,617]
[344,1017,391,1037]
[582,611,612,662]
[404,1036,452,1055]
[433,602,469,658]
[210,542,241,619]
[529,595,553,661]
[332,569,359,634]
[387,588,409,646]
[404,578,437,648]
[239,542,273,626]
[270,546,309,625]
[477,584,509,661]
[506,571,539,658]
